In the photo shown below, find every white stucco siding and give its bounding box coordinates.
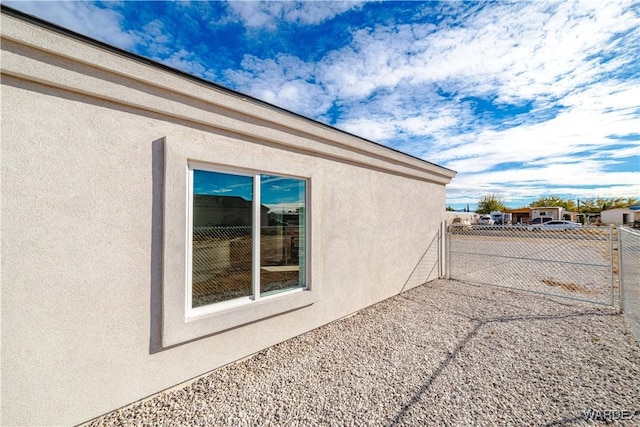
[601,208,639,225]
[1,11,453,426]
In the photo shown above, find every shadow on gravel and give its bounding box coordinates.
[542,414,589,426]
[387,309,618,426]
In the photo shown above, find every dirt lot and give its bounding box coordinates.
[448,228,615,305]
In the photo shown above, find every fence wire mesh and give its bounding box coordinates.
[192,226,253,307]
[447,224,614,305]
[191,225,301,307]
[619,226,640,342]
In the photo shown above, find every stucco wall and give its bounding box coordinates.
[1,10,454,426]
[445,211,479,224]
[601,208,639,225]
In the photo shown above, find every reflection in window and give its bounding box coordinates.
[191,170,253,307]
[190,169,307,309]
[260,175,306,296]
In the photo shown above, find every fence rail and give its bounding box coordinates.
[618,226,640,342]
[447,225,614,306]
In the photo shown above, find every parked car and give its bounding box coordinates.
[527,217,553,225]
[528,220,582,231]
[477,215,495,225]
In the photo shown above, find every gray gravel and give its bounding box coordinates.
[89,280,640,426]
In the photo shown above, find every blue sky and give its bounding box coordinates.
[193,170,305,212]
[6,0,639,210]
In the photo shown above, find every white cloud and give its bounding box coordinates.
[296,0,639,206]
[339,117,398,142]
[312,0,639,105]
[431,79,640,167]
[225,54,331,117]
[4,0,138,49]
[224,0,365,30]
[134,19,173,56]
[158,49,217,81]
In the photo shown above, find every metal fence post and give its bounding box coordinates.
[445,221,451,280]
[438,220,444,278]
[618,226,624,314]
[610,225,615,307]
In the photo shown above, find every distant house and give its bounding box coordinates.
[1,8,455,426]
[601,205,640,225]
[503,208,531,224]
[530,206,566,221]
[193,195,269,227]
[445,211,479,225]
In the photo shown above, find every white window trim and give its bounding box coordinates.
[162,138,317,347]
[252,173,261,302]
[185,164,309,319]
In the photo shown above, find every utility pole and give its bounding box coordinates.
[577,199,581,224]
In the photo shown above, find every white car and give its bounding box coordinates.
[477,215,495,225]
[528,220,582,231]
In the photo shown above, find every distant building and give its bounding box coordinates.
[601,205,640,225]
[193,195,269,227]
[503,208,531,224]
[530,206,565,221]
[445,211,479,225]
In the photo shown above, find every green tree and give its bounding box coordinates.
[602,197,623,210]
[477,194,506,214]
[530,195,576,211]
[446,205,456,211]
[578,198,598,213]
[577,197,634,212]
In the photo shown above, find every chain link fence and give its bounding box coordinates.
[192,226,302,307]
[192,226,253,307]
[618,226,640,342]
[447,224,614,305]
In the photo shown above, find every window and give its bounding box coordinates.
[188,167,307,315]
[162,138,317,347]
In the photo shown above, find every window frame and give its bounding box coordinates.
[162,138,317,347]
[186,163,309,319]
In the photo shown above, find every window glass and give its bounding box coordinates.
[191,170,253,307]
[190,169,307,309]
[260,175,306,296]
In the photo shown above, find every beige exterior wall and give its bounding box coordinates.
[445,211,480,225]
[601,208,640,225]
[530,207,564,220]
[1,11,454,426]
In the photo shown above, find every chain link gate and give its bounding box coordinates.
[446,224,615,306]
[618,226,640,342]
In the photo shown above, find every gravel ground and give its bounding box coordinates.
[89,280,640,426]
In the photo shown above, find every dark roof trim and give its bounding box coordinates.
[1,4,455,174]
